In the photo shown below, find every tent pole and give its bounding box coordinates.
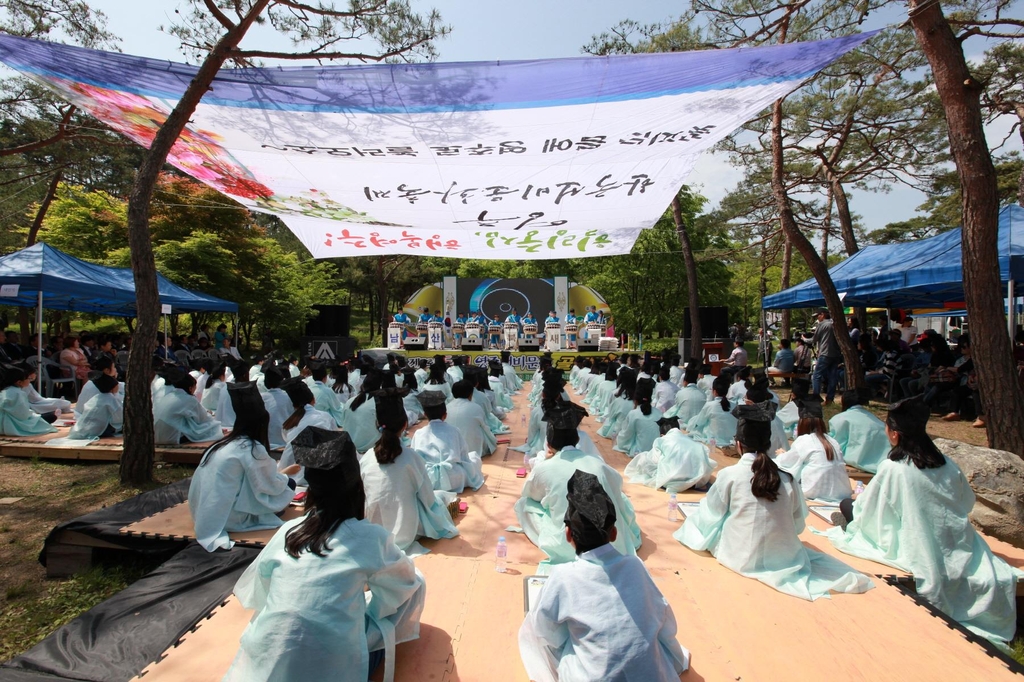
[36,291,43,393]
[1009,280,1016,341]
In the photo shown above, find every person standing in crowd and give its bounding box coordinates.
[214,324,229,350]
[899,316,918,347]
[804,309,842,404]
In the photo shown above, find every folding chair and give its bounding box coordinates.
[174,350,191,366]
[28,356,77,399]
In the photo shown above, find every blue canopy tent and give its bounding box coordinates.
[762,205,1024,310]
[0,243,238,390]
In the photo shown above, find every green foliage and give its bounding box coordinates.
[35,184,128,261]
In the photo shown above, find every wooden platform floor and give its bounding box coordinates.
[132,382,1023,682]
[0,430,212,464]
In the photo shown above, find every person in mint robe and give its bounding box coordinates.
[488,361,515,411]
[596,367,637,440]
[342,371,384,455]
[519,470,689,682]
[515,400,641,568]
[663,366,706,424]
[278,377,338,485]
[68,374,123,440]
[307,361,346,427]
[222,427,425,682]
[613,377,663,457]
[775,398,850,503]
[153,370,223,445]
[445,379,497,457]
[828,389,890,473]
[360,388,458,555]
[409,391,483,493]
[0,364,58,436]
[684,376,737,447]
[675,404,873,601]
[188,382,299,552]
[826,397,1018,644]
[258,365,292,450]
[624,417,717,492]
[499,351,523,393]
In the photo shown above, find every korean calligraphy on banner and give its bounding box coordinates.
[0,31,877,259]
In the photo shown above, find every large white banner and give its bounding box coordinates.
[0,33,875,259]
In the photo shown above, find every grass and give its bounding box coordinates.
[0,458,193,663]
[1010,637,1024,666]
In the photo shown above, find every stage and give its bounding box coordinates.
[364,347,623,376]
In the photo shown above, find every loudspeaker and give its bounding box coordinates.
[519,342,540,351]
[305,305,350,337]
[461,340,483,351]
[404,341,427,351]
[577,340,599,352]
[683,306,730,340]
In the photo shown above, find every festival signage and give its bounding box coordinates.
[0,32,874,259]
[402,349,616,377]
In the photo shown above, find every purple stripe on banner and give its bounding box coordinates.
[0,32,878,113]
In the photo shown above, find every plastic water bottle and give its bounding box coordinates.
[667,493,678,520]
[708,438,717,453]
[520,410,527,427]
[495,537,508,573]
[855,480,865,495]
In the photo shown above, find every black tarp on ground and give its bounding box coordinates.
[2,543,257,682]
[39,479,192,567]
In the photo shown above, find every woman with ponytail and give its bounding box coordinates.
[826,397,1017,644]
[775,398,851,503]
[683,376,738,448]
[613,377,663,457]
[199,363,228,413]
[359,388,458,554]
[277,377,336,485]
[676,411,873,601]
[342,369,385,453]
[597,366,636,440]
[223,427,425,682]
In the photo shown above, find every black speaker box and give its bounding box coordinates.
[683,306,730,340]
[305,305,351,337]
[577,341,599,352]
[519,342,540,351]
[404,341,427,351]
[461,340,483,351]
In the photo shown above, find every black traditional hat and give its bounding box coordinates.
[165,368,195,391]
[791,377,812,399]
[542,400,587,431]
[227,381,265,415]
[93,373,119,394]
[372,387,410,431]
[796,396,824,420]
[416,390,447,408]
[745,375,771,403]
[657,415,680,434]
[563,470,616,550]
[292,426,351,470]
[281,376,314,407]
[263,364,286,389]
[886,396,930,435]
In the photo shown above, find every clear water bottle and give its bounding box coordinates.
[495,536,508,573]
[708,438,717,453]
[855,480,865,495]
[520,410,527,427]
[667,492,678,520]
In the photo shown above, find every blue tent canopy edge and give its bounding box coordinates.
[762,205,1024,310]
[0,242,238,315]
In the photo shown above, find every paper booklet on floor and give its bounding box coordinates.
[523,575,548,614]
[677,501,701,517]
[809,505,842,525]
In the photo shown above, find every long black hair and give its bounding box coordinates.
[886,398,945,469]
[199,400,271,464]
[614,367,637,400]
[633,377,655,416]
[204,363,226,390]
[737,420,783,501]
[427,360,448,385]
[797,417,836,461]
[373,394,408,465]
[712,376,731,412]
[349,370,382,411]
[331,364,352,394]
[284,435,364,558]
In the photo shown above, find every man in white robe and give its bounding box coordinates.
[409,391,484,492]
[444,380,497,458]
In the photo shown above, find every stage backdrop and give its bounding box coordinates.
[403,279,609,323]
[0,33,874,260]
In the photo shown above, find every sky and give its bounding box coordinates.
[75,1,1024,239]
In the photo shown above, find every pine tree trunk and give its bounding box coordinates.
[120,1,272,485]
[908,0,1024,455]
[770,99,864,388]
[671,196,702,359]
[779,237,792,339]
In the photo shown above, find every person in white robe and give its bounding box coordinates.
[487,361,515,411]
[0,364,58,436]
[68,374,123,440]
[307,362,346,427]
[409,391,484,493]
[829,389,890,473]
[668,355,684,386]
[331,365,355,405]
[774,399,851,503]
[75,358,121,418]
[153,371,223,445]
[278,377,337,485]
[199,363,228,414]
[360,389,458,554]
[676,405,873,601]
[446,356,465,384]
[500,351,523,393]
[188,383,299,552]
[613,378,663,457]
[519,470,689,682]
[696,364,715,393]
[259,366,292,450]
[726,367,751,408]
[586,364,618,418]
[445,379,498,457]
[515,401,642,567]
[222,427,425,682]
[624,417,717,492]
[420,361,452,402]
[652,366,679,414]
[825,397,1018,644]
[684,377,738,447]
[596,368,637,440]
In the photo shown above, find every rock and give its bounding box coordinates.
[935,438,1024,548]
